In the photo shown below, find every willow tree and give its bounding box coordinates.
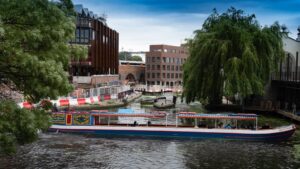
[0,0,86,154]
[183,8,286,105]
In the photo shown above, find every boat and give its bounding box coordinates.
[49,111,296,141]
[140,96,166,105]
[153,100,175,109]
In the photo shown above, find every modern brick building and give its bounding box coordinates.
[70,5,119,76]
[145,45,188,86]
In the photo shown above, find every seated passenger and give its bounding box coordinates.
[133,121,138,126]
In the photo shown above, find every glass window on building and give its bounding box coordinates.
[152,57,155,62]
[171,73,174,78]
[176,66,178,71]
[147,65,150,70]
[163,73,165,78]
[166,57,169,63]
[157,73,160,78]
[167,65,170,70]
[157,65,160,70]
[180,66,182,71]
[152,73,155,78]
[162,81,164,85]
[157,81,160,85]
[156,57,160,62]
[164,49,167,53]
[163,65,166,70]
[152,65,155,70]
[173,58,175,63]
[92,30,95,40]
[147,73,150,78]
[175,73,178,78]
[171,65,174,71]
[163,57,166,63]
[167,73,170,78]
[179,73,182,78]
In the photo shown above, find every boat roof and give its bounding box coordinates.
[118,108,134,114]
[177,113,258,120]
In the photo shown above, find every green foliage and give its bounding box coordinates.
[0,0,86,154]
[0,0,87,102]
[119,52,143,61]
[0,101,51,154]
[184,7,286,104]
[119,52,129,60]
[130,55,143,61]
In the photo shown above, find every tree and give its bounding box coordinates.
[0,0,86,154]
[130,55,143,61]
[0,0,87,102]
[119,51,129,60]
[119,52,143,61]
[183,8,286,105]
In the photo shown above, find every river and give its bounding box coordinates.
[1,95,300,169]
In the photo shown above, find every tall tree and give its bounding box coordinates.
[0,0,86,102]
[0,0,86,154]
[183,8,286,104]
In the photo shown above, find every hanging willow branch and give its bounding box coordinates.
[184,7,286,104]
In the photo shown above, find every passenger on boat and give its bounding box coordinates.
[147,121,151,126]
[218,122,223,128]
[198,121,207,128]
[133,121,138,126]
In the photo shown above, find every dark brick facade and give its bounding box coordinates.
[70,5,119,76]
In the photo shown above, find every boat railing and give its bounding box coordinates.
[176,112,258,130]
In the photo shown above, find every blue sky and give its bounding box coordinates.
[73,0,300,51]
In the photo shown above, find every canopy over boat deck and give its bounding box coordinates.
[176,112,258,129]
[177,113,257,120]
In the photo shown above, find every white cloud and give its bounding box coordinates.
[107,13,207,51]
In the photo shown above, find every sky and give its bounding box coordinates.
[73,0,300,52]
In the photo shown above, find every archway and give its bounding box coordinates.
[125,73,136,83]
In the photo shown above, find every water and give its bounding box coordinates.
[1,94,300,169]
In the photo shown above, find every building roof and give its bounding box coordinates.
[74,4,107,24]
[74,4,83,13]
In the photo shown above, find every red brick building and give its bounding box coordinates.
[119,60,145,84]
[145,45,188,86]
